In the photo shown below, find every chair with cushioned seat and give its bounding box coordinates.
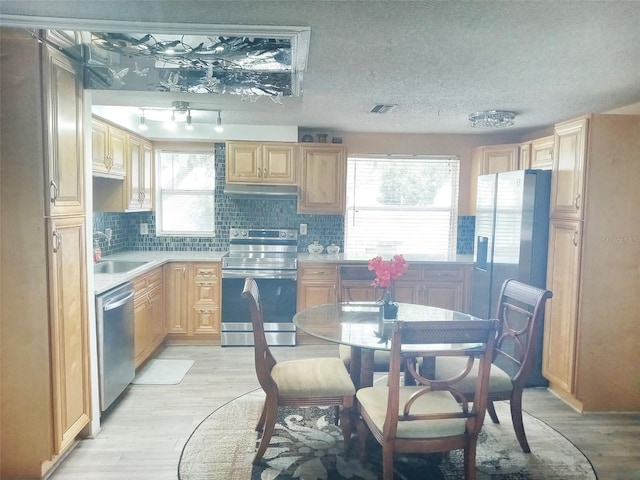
[241,277,356,465]
[356,319,499,480]
[434,278,552,453]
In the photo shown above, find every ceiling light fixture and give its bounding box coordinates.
[138,110,148,131]
[215,111,224,133]
[468,110,516,128]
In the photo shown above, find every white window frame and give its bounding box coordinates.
[155,147,216,237]
[345,155,460,257]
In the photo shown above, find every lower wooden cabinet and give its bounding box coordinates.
[132,267,164,368]
[164,262,221,343]
[297,264,338,344]
[335,263,471,312]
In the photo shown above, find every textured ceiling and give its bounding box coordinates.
[2,1,640,137]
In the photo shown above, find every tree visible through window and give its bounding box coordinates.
[345,155,459,256]
[156,150,215,236]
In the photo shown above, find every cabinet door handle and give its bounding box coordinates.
[52,230,61,253]
[263,167,267,177]
[574,193,581,211]
[147,295,153,307]
[572,229,579,246]
[49,180,59,203]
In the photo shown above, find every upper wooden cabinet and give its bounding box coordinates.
[127,135,154,211]
[530,135,554,170]
[478,144,519,175]
[92,117,127,179]
[469,143,519,214]
[298,144,347,214]
[226,141,297,184]
[549,117,588,220]
[93,119,154,213]
[43,42,85,216]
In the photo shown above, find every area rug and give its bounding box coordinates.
[178,390,596,480]
[131,359,194,385]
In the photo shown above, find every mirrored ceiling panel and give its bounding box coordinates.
[43,26,309,101]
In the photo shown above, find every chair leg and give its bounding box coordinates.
[487,400,499,424]
[382,443,394,480]
[464,442,477,480]
[255,400,267,432]
[356,416,370,464]
[253,398,278,464]
[510,389,531,453]
[339,406,352,453]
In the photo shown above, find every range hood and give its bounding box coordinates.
[223,184,298,199]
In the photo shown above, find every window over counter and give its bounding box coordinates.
[345,155,460,256]
[156,149,216,236]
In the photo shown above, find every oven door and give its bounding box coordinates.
[221,274,297,346]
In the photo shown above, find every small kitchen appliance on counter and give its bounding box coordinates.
[221,228,298,346]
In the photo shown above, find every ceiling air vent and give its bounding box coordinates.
[370,104,396,114]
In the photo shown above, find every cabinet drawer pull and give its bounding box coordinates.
[49,180,58,203]
[52,230,61,253]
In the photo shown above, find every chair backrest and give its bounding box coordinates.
[385,319,499,439]
[241,277,278,392]
[492,279,553,386]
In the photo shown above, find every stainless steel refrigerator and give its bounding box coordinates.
[471,169,551,386]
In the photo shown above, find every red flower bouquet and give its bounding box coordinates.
[368,254,409,288]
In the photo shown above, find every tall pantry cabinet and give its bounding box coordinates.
[542,114,640,411]
[0,28,91,478]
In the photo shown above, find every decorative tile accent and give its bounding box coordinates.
[94,143,345,253]
[94,143,475,255]
[456,215,475,254]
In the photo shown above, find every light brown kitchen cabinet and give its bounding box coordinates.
[297,264,338,344]
[133,268,164,367]
[226,141,297,184]
[298,144,347,214]
[549,118,588,219]
[529,135,554,170]
[1,28,90,478]
[127,135,153,211]
[92,117,127,178]
[542,114,640,412]
[94,122,154,212]
[469,143,519,214]
[164,262,221,342]
[478,144,519,175]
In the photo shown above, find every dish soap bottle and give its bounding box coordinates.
[93,241,102,263]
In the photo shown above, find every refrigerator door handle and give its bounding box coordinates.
[475,236,489,271]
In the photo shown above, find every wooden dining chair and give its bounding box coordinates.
[434,279,552,453]
[241,277,356,464]
[356,319,499,480]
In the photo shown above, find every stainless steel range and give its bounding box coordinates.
[221,228,298,346]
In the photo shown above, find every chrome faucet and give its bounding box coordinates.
[93,228,112,248]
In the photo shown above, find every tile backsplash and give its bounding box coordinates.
[93,143,475,255]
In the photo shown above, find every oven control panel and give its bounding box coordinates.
[229,228,298,241]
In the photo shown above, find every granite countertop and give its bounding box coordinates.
[93,251,226,294]
[297,252,474,265]
[94,250,473,294]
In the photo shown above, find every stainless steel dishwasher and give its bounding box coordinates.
[95,282,135,412]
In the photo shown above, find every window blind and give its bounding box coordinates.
[157,150,216,236]
[345,155,459,256]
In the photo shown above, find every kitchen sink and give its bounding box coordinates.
[94,260,149,274]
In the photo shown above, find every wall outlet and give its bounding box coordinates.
[140,223,149,235]
[299,223,307,235]
[104,227,112,241]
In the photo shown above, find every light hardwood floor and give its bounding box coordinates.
[48,344,640,480]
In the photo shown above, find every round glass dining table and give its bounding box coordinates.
[293,301,481,388]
